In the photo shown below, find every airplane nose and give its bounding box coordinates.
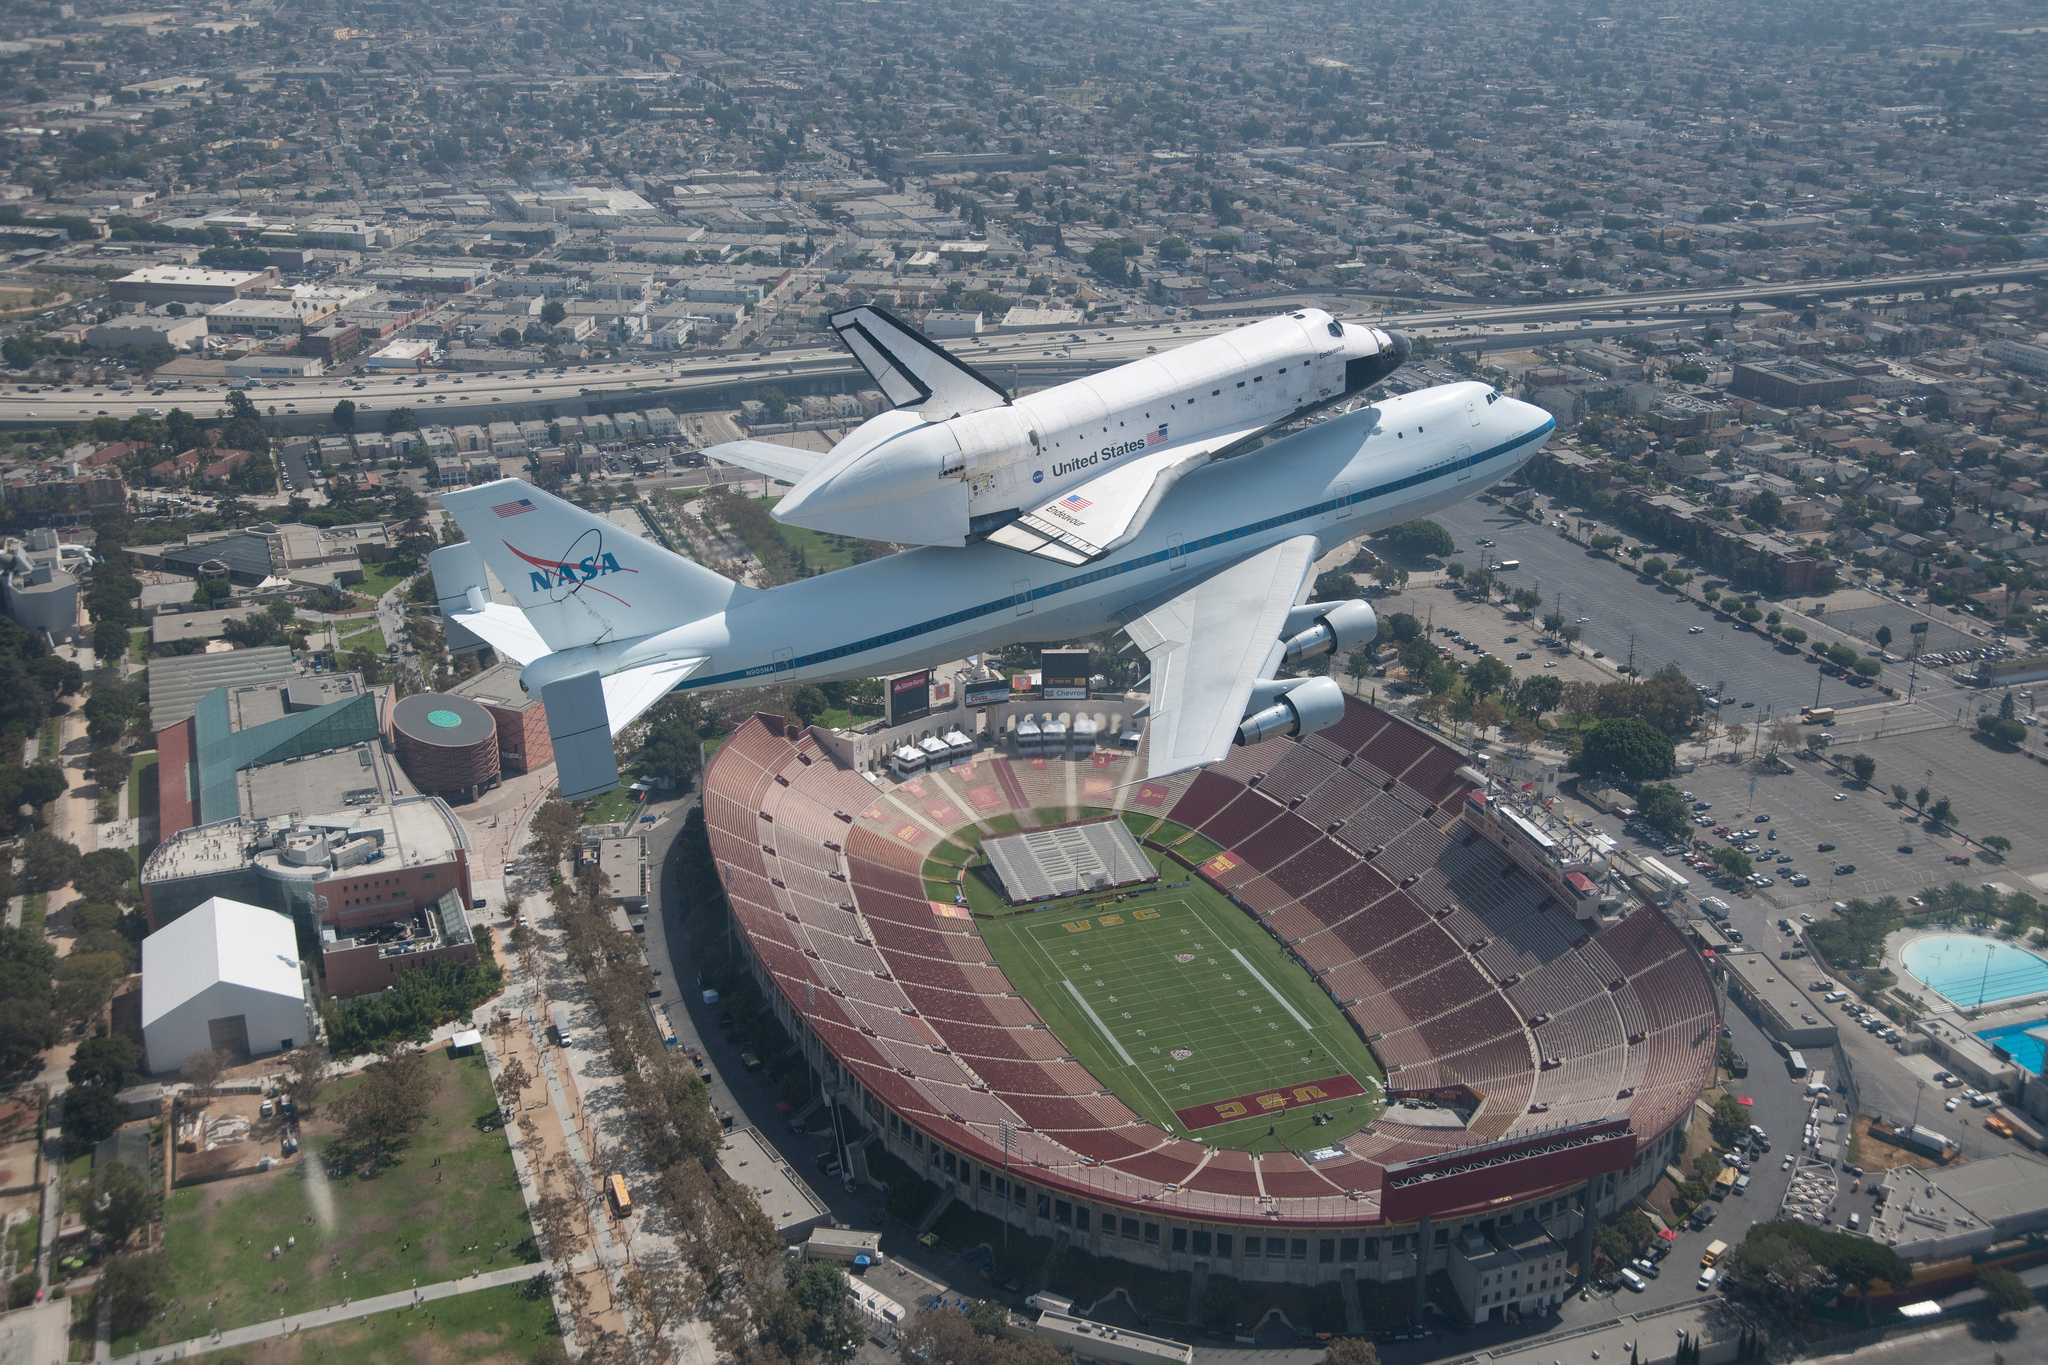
[1387,331,1412,367]
[1345,329,1411,391]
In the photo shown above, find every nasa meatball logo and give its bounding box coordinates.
[1032,469,1044,484]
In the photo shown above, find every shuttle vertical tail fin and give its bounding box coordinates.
[438,479,753,652]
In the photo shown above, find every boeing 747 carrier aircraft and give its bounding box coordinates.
[433,380,1552,799]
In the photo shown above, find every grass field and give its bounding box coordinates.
[978,849,1384,1153]
[114,1049,537,1356]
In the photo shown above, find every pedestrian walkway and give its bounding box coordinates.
[106,1262,541,1365]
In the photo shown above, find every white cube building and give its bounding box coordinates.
[141,897,307,1074]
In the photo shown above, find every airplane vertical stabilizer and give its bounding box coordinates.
[439,479,754,651]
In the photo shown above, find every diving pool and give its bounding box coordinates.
[1978,1019,2048,1075]
[1902,934,2048,1009]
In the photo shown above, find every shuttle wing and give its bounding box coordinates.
[1120,535,1319,782]
[987,421,1272,565]
[829,304,1009,419]
[700,439,824,487]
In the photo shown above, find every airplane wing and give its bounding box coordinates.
[829,304,1009,420]
[700,439,823,487]
[986,421,1272,565]
[548,657,708,802]
[1119,535,1319,782]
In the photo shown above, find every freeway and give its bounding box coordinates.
[4,262,2036,433]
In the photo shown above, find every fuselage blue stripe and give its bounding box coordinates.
[687,417,1554,689]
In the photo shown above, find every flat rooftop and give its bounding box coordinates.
[715,1128,827,1239]
[449,659,537,712]
[238,743,404,824]
[146,796,471,884]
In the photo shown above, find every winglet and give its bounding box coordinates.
[829,304,1009,419]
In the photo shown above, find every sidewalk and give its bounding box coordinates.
[105,1262,542,1365]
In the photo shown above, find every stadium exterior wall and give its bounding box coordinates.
[731,919,1684,1289]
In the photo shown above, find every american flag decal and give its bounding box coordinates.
[1059,493,1092,511]
[1146,424,1169,447]
[492,498,537,518]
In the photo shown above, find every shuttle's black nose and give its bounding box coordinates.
[1345,331,1412,392]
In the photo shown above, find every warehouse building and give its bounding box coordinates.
[111,265,278,308]
[141,896,308,1073]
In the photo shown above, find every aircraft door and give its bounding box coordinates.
[774,647,794,672]
[1332,482,1352,519]
[1168,532,1186,569]
[1455,445,1473,482]
[1467,399,1481,427]
[1014,578,1034,616]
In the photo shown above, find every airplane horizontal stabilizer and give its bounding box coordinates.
[700,439,824,486]
[445,603,551,666]
[1120,535,1318,781]
[829,304,1008,420]
[987,422,1270,565]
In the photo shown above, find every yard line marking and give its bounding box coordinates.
[1063,978,1138,1066]
[1230,948,1316,1032]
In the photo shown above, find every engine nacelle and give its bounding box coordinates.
[1280,599,1378,665]
[1234,675,1346,747]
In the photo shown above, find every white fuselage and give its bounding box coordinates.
[567,383,1551,696]
[770,308,1400,544]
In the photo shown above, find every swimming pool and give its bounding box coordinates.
[1902,934,2048,1008]
[1978,1019,2048,1075]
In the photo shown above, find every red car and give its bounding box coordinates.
[1946,853,1971,866]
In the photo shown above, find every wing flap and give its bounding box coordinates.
[987,422,1272,565]
[700,439,824,486]
[829,304,1008,420]
[1122,536,1319,781]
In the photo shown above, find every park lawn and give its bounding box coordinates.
[338,623,387,656]
[128,751,157,820]
[976,849,1385,1154]
[579,775,649,826]
[112,1048,537,1356]
[126,628,149,667]
[133,1280,560,1365]
[353,561,412,602]
[753,498,864,574]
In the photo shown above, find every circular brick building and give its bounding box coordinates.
[391,693,500,801]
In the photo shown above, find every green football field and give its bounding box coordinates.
[976,849,1385,1153]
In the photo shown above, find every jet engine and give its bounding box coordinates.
[1279,599,1377,665]
[1234,676,1346,747]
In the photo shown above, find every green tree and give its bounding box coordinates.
[61,1082,127,1158]
[1385,612,1422,643]
[1875,625,1893,649]
[1850,754,1876,785]
[18,831,79,894]
[84,1159,151,1247]
[1384,519,1455,560]
[1637,783,1692,839]
[68,1033,142,1090]
[330,399,357,434]
[789,685,828,727]
[1468,655,1514,698]
[1915,785,1930,810]
[1926,796,1955,829]
[540,299,567,327]
[384,405,420,433]
[98,1252,171,1335]
[1977,1265,2033,1317]
[1345,648,1373,693]
[1978,715,2027,746]
[1574,718,1676,781]
[756,385,788,420]
[1709,1093,1750,1147]
[1515,672,1564,716]
[1711,846,1753,880]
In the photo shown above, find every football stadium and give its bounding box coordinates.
[702,696,1716,1306]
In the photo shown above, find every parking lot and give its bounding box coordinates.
[1433,502,1877,719]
